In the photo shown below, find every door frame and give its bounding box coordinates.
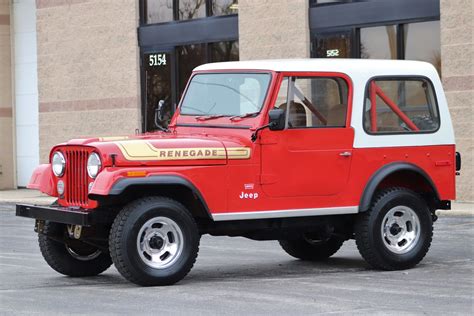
[140,46,177,132]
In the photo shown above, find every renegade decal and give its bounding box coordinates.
[115,140,250,161]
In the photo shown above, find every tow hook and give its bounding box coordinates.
[67,225,83,239]
[34,220,45,233]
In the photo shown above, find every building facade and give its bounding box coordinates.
[0,0,472,202]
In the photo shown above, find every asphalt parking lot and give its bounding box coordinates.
[0,204,472,315]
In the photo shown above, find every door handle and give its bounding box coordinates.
[339,151,352,157]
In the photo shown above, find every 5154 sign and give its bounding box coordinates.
[148,53,167,67]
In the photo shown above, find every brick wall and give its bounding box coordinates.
[238,0,310,60]
[36,0,140,162]
[440,0,473,202]
[0,0,14,189]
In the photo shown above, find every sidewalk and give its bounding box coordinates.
[0,189,472,216]
[0,189,56,205]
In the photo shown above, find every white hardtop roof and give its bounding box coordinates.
[194,58,438,77]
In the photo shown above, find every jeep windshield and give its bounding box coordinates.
[180,73,271,120]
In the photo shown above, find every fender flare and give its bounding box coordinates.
[359,162,440,212]
[99,175,211,219]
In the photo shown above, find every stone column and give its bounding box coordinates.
[36,0,141,162]
[0,0,15,189]
[238,0,310,60]
[440,0,474,202]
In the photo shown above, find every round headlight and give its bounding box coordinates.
[52,152,66,177]
[87,153,102,178]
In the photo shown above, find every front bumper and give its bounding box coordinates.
[16,204,110,226]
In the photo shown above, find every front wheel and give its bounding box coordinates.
[109,197,200,286]
[354,187,433,270]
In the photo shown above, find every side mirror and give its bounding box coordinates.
[268,108,285,131]
[250,108,286,142]
[154,100,169,132]
[154,100,165,127]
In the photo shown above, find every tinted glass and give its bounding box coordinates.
[314,32,351,58]
[146,0,173,24]
[405,21,441,76]
[177,44,207,97]
[144,52,172,131]
[179,0,206,20]
[212,0,238,15]
[364,79,439,133]
[180,73,271,116]
[276,77,348,129]
[360,25,397,59]
[210,41,239,62]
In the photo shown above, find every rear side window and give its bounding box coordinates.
[363,78,439,134]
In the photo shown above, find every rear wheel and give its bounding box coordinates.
[279,235,344,261]
[109,197,200,286]
[38,222,112,277]
[354,187,433,270]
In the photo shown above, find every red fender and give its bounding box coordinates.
[28,164,58,197]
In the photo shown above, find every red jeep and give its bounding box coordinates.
[17,59,460,286]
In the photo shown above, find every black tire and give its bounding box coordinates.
[279,235,344,261]
[354,187,433,270]
[38,222,112,277]
[109,197,200,286]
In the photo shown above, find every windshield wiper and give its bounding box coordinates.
[229,112,260,121]
[195,114,229,121]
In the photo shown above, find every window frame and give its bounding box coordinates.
[275,72,353,130]
[140,0,238,26]
[362,75,441,136]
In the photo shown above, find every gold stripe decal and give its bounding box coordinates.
[115,140,250,161]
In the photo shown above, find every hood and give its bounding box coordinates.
[58,133,252,167]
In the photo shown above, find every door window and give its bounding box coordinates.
[275,76,349,128]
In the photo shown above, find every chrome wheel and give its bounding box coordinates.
[136,217,184,269]
[381,206,421,254]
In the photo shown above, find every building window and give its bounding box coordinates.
[210,41,239,62]
[177,44,207,97]
[312,21,440,75]
[313,31,352,58]
[404,21,441,75]
[145,0,174,24]
[144,0,238,24]
[143,41,239,131]
[179,0,206,20]
[360,25,398,59]
[212,0,238,16]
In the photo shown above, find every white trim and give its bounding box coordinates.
[211,206,359,221]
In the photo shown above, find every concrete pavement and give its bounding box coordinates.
[0,204,473,314]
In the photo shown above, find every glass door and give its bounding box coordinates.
[312,31,353,58]
[143,49,176,132]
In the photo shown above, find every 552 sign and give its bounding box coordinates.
[148,53,167,67]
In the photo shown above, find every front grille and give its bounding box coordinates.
[64,147,90,207]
